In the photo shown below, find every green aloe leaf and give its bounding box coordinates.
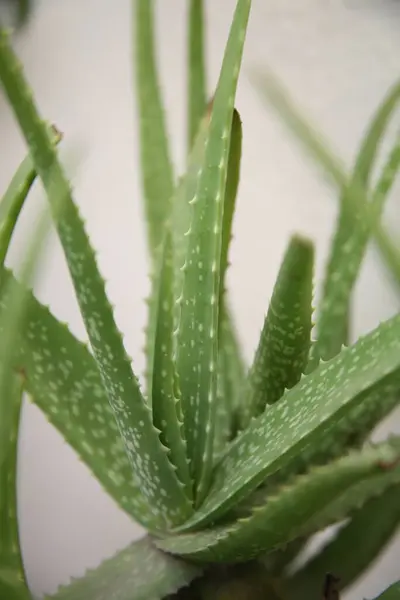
[175,313,400,531]
[374,581,400,600]
[151,229,193,499]
[286,482,400,600]
[0,208,54,600]
[240,235,314,427]
[188,0,207,150]
[0,30,191,528]
[48,536,202,600]
[0,129,60,265]
[214,108,245,451]
[176,0,251,502]
[251,71,400,364]
[134,0,175,257]
[156,440,400,562]
[0,267,160,532]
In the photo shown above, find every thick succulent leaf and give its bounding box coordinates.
[214,110,245,451]
[176,0,251,501]
[156,440,400,562]
[175,313,400,531]
[0,131,60,265]
[286,483,400,600]
[188,0,207,150]
[0,210,53,600]
[0,268,161,532]
[134,0,175,257]
[151,230,193,499]
[240,235,314,428]
[374,581,400,600]
[48,537,202,600]
[251,71,400,364]
[0,32,192,528]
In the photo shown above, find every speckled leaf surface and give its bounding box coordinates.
[157,440,400,562]
[188,0,207,150]
[0,31,191,528]
[176,0,251,502]
[286,483,400,600]
[48,537,202,600]
[151,230,193,500]
[0,268,160,531]
[134,0,174,257]
[175,313,400,530]
[241,235,313,427]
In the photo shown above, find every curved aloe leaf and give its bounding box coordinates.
[240,235,314,427]
[188,0,207,150]
[176,0,251,502]
[175,313,400,531]
[151,230,192,499]
[157,440,400,562]
[0,30,191,528]
[0,267,160,532]
[48,537,202,600]
[134,0,174,257]
[0,130,60,265]
[285,482,400,600]
[374,581,400,600]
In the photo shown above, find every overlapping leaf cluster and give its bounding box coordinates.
[0,0,400,599]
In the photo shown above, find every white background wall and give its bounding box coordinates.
[1,0,400,598]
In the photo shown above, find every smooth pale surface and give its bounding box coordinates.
[0,0,400,597]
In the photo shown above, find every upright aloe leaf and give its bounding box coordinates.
[0,131,60,265]
[251,71,400,364]
[134,0,175,257]
[188,0,207,150]
[157,440,400,562]
[215,108,245,450]
[0,209,53,600]
[0,31,192,528]
[49,537,202,600]
[286,483,400,600]
[175,312,400,531]
[240,235,314,427]
[176,0,251,502]
[0,268,161,532]
[151,229,192,499]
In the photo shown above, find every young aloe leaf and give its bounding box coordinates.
[373,581,400,600]
[176,0,251,502]
[0,268,162,532]
[151,230,192,499]
[0,130,60,266]
[175,313,400,531]
[0,208,53,600]
[285,482,400,600]
[214,109,245,450]
[0,31,192,528]
[188,0,207,150]
[157,440,400,562]
[48,536,202,600]
[240,235,314,428]
[251,71,400,364]
[134,0,175,257]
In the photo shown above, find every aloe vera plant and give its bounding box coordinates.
[0,1,400,599]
